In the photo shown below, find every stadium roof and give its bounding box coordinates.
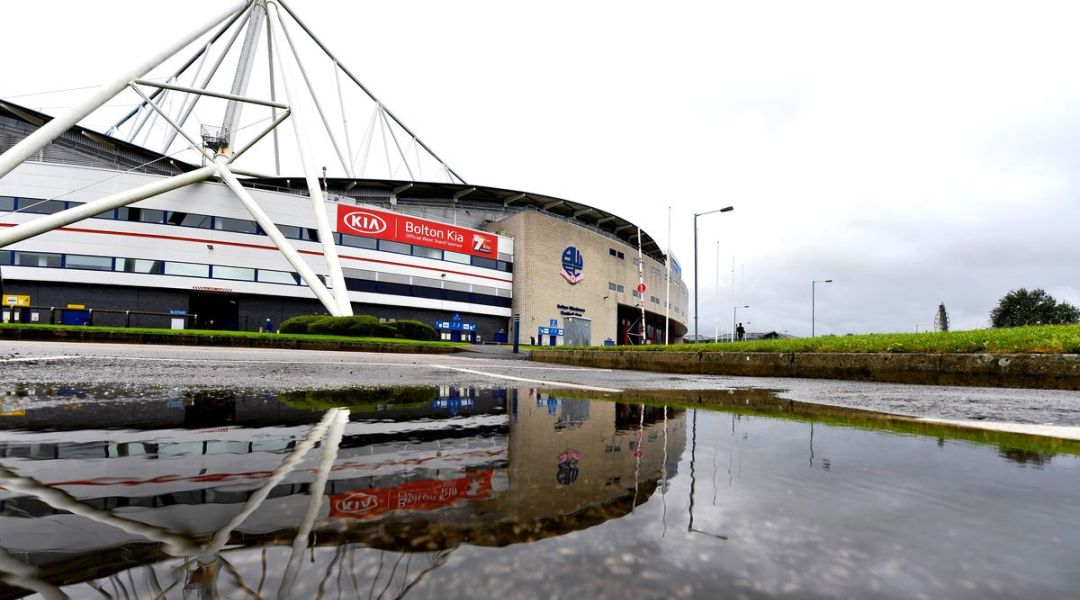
[1,99,668,262]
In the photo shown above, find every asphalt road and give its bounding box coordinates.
[3,340,1080,437]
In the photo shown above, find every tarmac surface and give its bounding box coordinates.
[3,340,1080,438]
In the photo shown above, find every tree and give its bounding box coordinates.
[990,288,1080,328]
[934,302,950,332]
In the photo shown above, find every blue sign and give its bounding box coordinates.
[538,327,564,336]
[550,319,559,328]
[670,255,682,277]
[561,246,584,284]
[435,320,476,331]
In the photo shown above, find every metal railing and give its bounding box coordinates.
[2,305,198,328]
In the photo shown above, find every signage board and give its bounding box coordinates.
[549,319,559,327]
[329,470,494,520]
[3,295,29,307]
[435,320,476,332]
[636,282,647,293]
[337,205,498,259]
[538,327,564,336]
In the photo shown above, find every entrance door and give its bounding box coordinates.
[189,292,240,330]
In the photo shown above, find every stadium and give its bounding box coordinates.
[0,0,688,346]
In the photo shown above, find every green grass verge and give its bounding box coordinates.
[556,388,1080,459]
[559,324,1080,354]
[0,322,468,348]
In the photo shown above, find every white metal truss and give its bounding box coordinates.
[0,0,469,316]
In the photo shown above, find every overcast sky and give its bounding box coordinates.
[3,1,1079,337]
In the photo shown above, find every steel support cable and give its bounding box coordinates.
[111,2,254,132]
[275,10,353,177]
[274,0,466,183]
[0,143,201,219]
[161,4,256,153]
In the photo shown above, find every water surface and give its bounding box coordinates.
[0,385,1077,599]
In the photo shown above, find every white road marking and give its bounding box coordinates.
[66,355,611,372]
[433,364,623,393]
[0,355,78,363]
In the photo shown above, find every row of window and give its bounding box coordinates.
[608,248,626,259]
[0,196,513,273]
[0,250,512,308]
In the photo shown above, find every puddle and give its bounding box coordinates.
[0,386,1078,598]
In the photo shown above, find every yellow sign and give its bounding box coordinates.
[66,304,86,310]
[3,295,30,307]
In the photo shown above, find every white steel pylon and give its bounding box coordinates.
[0,0,465,317]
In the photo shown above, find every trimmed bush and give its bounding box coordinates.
[395,319,438,341]
[306,316,346,336]
[279,314,325,334]
[343,315,397,338]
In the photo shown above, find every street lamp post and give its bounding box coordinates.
[693,206,734,342]
[811,279,832,338]
[733,305,749,341]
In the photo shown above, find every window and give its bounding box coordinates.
[117,258,163,274]
[608,282,618,291]
[340,233,376,249]
[214,216,259,234]
[609,248,617,257]
[257,269,299,285]
[471,256,498,270]
[616,284,625,293]
[167,211,213,229]
[19,199,66,215]
[164,261,210,277]
[498,252,513,263]
[0,250,10,264]
[0,197,14,212]
[302,228,320,242]
[213,265,255,281]
[617,251,625,259]
[496,261,513,273]
[118,207,165,224]
[443,250,470,265]
[278,225,302,239]
[412,246,442,259]
[65,255,113,271]
[92,208,116,219]
[14,251,61,268]
[632,289,641,298]
[379,240,411,255]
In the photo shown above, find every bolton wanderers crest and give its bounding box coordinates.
[561,246,584,284]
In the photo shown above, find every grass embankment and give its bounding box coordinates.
[0,322,468,348]
[558,388,1080,458]
[576,324,1080,354]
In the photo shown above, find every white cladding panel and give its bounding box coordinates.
[1,163,512,316]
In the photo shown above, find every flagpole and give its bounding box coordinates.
[665,206,671,344]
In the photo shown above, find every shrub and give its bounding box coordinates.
[395,319,438,341]
[343,315,397,338]
[279,314,325,334]
[307,316,347,336]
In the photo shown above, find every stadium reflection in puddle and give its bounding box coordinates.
[1,386,1079,599]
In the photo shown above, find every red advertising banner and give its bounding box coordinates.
[329,470,494,520]
[337,205,498,259]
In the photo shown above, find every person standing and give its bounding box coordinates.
[736,322,745,341]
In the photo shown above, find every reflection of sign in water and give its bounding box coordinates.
[330,470,494,520]
[561,246,584,284]
[557,449,580,486]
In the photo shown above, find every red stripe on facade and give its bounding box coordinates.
[0,222,512,284]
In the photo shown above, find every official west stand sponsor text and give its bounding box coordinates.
[337,206,498,259]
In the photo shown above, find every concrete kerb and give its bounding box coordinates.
[0,327,460,355]
[530,349,1080,390]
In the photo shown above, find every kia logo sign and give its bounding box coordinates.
[335,491,380,515]
[342,211,387,235]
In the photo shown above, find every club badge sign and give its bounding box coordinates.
[561,246,584,284]
[337,205,498,259]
